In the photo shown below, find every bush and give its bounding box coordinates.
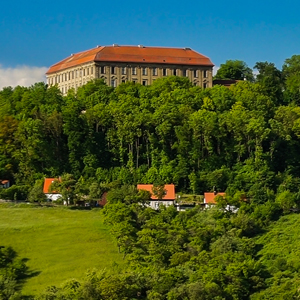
[0,185,30,201]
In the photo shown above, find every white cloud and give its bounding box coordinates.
[0,65,48,90]
[213,66,219,76]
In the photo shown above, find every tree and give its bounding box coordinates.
[254,61,283,102]
[152,183,166,200]
[215,60,254,81]
[0,246,29,300]
[28,179,47,203]
[282,55,300,103]
[49,174,76,205]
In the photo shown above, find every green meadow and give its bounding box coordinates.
[0,204,123,296]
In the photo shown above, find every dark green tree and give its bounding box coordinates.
[215,60,254,81]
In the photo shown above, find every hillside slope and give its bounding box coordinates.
[0,205,123,295]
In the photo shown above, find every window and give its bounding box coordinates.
[111,66,115,74]
[111,79,116,87]
[183,70,187,77]
[72,71,74,79]
[203,82,207,89]
[163,68,167,76]
[122,79,126,83]
[83,69,86,76]
[173,69,177,76]
[65,73,67,81]
[100,66,105,74]
[91,67,94,74]
[62,87,64,93]
[203,70,208,78]
[132,79,137,83]
[142,67,147,76]
[132,67,137,75]
[121,67,126,75]
[152,68,157,76]
[194,70,198,78]
[87,68,89,75]
[142,80,147,86]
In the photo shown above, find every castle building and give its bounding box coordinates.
[46,44,214,95]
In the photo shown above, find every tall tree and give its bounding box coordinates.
[215,60,254,82]
[254,61,283,102]
[282,55,300,103]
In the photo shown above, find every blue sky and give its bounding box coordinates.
[1,0,300,87]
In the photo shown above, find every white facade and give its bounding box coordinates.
[149,200,174,210]
[45,193,62,202]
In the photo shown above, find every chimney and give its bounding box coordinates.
[213,186,217,195]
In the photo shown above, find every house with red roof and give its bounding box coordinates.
[43,178,62,202]
[204,192,240,213]
[137,184,175,210]
[204,192,226,206]
[46,44,214,95]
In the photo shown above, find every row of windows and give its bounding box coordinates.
[50,67,209,86]
[99,66,208,78]
[51,69,209,88]
[49,66,94,85]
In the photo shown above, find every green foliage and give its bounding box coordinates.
[0,185,29,200]
[49,174,76,205]
[0,246,28,300]
[2,58,300,298]
[215,60,254,81]
[28,179,47,203]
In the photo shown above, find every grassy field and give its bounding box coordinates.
[0,204,123,296]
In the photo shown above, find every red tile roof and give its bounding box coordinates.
[46,45,214,74]
[43,178,59,194]
[137,184,175,200]
[204,192,226,204]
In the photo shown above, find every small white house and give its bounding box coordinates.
[137,184,175,210]
[43,178,62,201]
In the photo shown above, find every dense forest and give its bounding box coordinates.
[2,56,300,298]
[1,56,300,200]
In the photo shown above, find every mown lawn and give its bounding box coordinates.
[0,204,123,296]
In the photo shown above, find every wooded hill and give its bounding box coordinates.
[1,57,300,298]
[1,57,300,205]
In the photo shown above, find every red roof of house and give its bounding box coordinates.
[46,45,214,74]
[204,192,226,204]
[43,178,59,194]
[1,180,9,184]
[137,184,175,200]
